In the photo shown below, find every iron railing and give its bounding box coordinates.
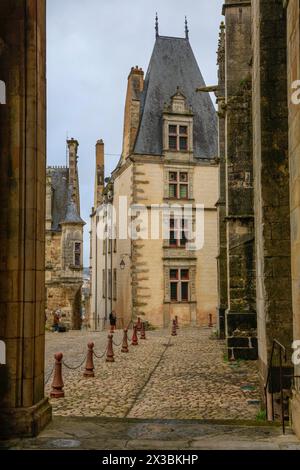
[264,339,288,434]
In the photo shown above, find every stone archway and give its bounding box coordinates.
[0,1,50,438]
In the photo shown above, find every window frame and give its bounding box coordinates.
[113,268,117,301]
[168,171,189,200]
[169,268,190,303]
[168,124,188,152]
[102,269,106,299]
[169,218,188,248]
[73,241,81,268]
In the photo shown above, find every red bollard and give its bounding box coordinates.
[84,342,95,378]
[171,319,177,337]
[50,352,65,398]
[171,320,177,336]
[140,322,146,340]
[175,315,179,329]
[208,313,213,328]
[106,334,115,362]
[131,325,139,346]
[121,329,129,353]
[136,317,142,331]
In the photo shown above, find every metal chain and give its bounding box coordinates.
[93,348,107,359]
[112,337,123,347]
[44,365,55,385]
[62,354,87,370]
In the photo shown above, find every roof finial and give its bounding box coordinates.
[155,12,159,38]
[185,16,189,40]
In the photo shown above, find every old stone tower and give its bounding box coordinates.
[90,21,219,330]
[45,139,85,330]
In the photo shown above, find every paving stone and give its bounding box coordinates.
[45,327,261,420]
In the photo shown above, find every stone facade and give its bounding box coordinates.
[90,32,219,330]
[286,0,300,441]
[216,22,228,339]
[220,0,300,438]
[222,1,257,360]
[252,0,293,398]
[45,140,85,330]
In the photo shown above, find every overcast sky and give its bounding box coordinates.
[47,0,224,266]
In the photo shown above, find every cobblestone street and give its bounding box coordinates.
[45,327,261,420]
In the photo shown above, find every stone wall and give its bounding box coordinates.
[252,0,293,391]
[223,0,257,360]
[286,0,300,441]
[216,22,227,339]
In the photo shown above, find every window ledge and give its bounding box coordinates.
[163,198,195,202]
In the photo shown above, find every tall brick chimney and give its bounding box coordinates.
[94,139,105,208]
[121,66,144,160]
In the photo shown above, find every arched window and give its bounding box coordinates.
[0,80,6,104]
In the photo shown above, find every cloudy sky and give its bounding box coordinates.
[47,0,224,265]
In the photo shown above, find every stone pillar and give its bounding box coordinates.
[216,22,227,339]
[223,0,257,360]
[285,0,300,440]
[0,0,51,437]
[252,0,293,390]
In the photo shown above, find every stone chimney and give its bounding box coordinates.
[121,66,144,160]
[94,139,105,208]
[67,138,79,207]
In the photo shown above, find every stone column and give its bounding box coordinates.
[216,22,227,339]
[0,0,51,437]
[285,0,300,440]
[252,0,293,391]
[223,0,257,360]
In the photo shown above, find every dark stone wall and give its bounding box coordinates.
[252,0,293,382]
[223,0,257,360]
[216,22,227,339]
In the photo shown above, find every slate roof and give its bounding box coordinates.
[133,36,218,159]
[47,167,84,231]
[60,186,85,225]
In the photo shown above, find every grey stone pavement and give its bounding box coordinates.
[2,327,300,450]
[44,327,262,420]
[1,417,300,450]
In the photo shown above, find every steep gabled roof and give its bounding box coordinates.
[133,36,218,159]
[49,167,69,231]
[60,186,85,226]
[47,167,85,230]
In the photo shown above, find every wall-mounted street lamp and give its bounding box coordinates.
[120,259,126,270]
[120,253,130,270]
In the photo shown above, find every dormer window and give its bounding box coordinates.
[168,125,188,151]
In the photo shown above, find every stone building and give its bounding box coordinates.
[90,23,219,330]
[45,139,85,330]
[218,0,300,438]
[1,0,300,442]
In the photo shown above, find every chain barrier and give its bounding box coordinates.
[62,354,87,370]
[112,337,123,347]
[93,347,107,359]
[44,365,55,385]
